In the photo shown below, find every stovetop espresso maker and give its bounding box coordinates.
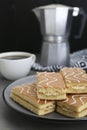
[33,4,86,67]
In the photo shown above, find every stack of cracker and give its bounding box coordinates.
[10,83,55,116]
[57,67,87,118]
[10,67,87,118]
[60,67,87,93]
[36,72,66,100]
[56,94,87,118]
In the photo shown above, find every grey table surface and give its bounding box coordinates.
[0,70,87,130]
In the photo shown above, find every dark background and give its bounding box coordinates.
[0,0,87,54]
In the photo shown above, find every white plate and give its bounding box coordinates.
[3,75,87,121]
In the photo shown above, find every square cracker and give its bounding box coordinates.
[56,94,87,118]
[36,72,67,100]
[60,67,87,93]
[10,83,55,115]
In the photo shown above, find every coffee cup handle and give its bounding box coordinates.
[30,54,36,66]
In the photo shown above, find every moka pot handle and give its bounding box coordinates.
[73,7,87,39]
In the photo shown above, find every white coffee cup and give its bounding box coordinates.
[0,51,36,80]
